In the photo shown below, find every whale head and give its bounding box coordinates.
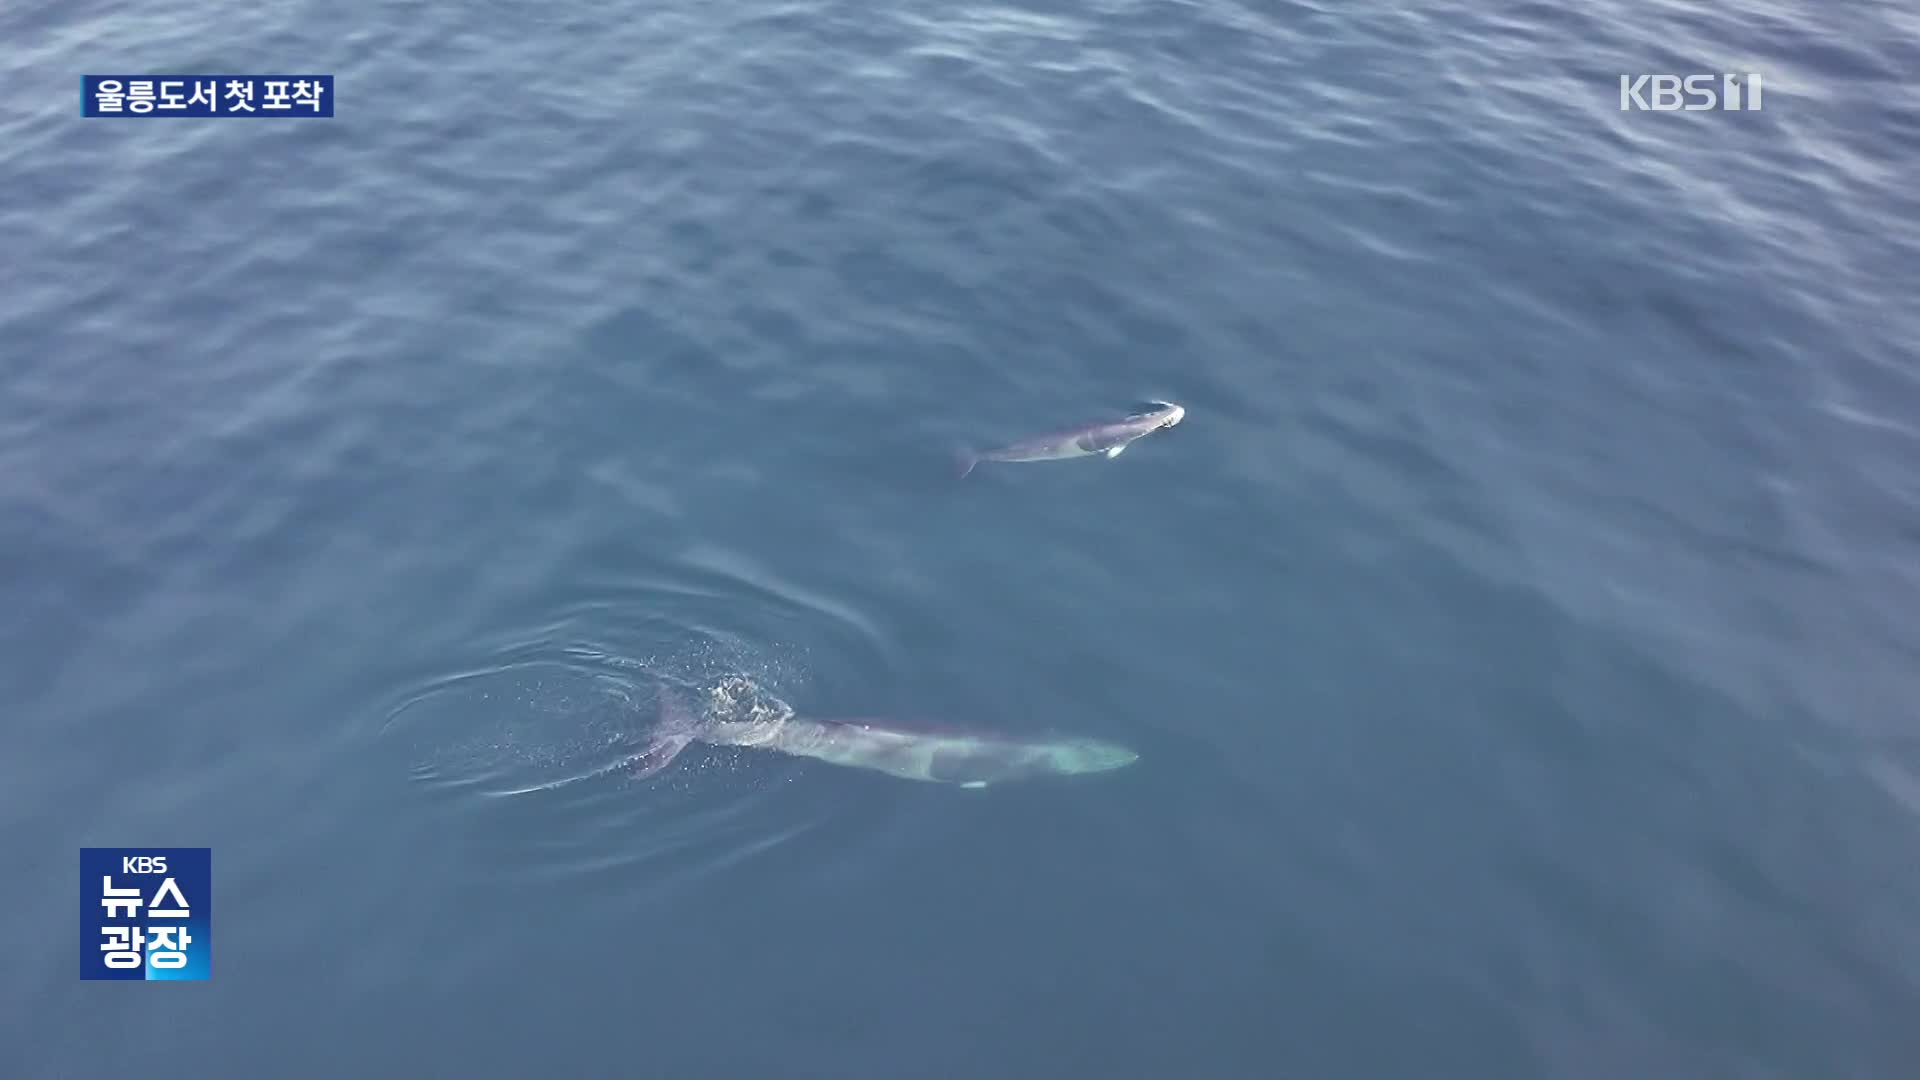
[1130,400,1185,430]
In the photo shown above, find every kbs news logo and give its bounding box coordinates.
[80,848,212,980]
[1619,74,1763,111]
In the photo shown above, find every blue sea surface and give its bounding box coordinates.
[5,0,1919,1075]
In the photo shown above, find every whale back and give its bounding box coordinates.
[757,716,1137,786]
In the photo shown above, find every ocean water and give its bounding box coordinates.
[5,0,1919,1075]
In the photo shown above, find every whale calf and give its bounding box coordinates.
[631,682,1137,788]
[955,401,1185,478]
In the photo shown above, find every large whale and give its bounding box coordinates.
[954,401,1185,478]
[631,682,1137,788]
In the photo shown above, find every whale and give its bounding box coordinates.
[954,401,1185,478]
[630,684,1137,788]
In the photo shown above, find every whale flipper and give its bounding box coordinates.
[1104,444,1126,458]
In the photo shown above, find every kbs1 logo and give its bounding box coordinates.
[80,848,211,980]
[1619,73,1763,111]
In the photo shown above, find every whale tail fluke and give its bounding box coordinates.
[952,446,978,480]
[630,733,692,779]
[631,687,699,780]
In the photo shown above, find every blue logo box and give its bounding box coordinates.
[80,848,211,980]
[82,76,333,117]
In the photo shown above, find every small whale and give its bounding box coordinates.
[630,683,1138,788]
[954,401,1185,478]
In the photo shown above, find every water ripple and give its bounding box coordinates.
[369,546,910,890]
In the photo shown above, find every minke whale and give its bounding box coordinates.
[954,401,1185,478]
[631,682,1138,788]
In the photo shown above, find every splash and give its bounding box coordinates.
[701,674,795,746]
